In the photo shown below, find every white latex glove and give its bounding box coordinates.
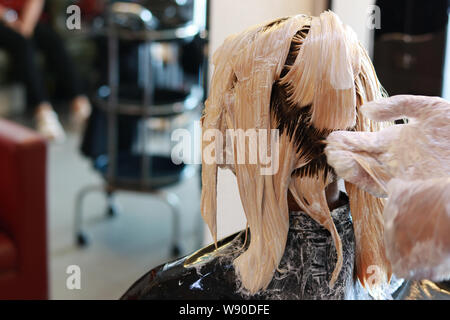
[325,95,450,282]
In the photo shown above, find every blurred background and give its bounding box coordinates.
[0,0,448,299]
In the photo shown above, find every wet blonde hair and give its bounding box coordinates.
[201,11,391,295]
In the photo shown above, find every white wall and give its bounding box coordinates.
[203,0,325,245]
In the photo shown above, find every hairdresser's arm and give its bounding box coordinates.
[325,95,450,282]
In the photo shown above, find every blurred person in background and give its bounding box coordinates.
[0,0,91,141]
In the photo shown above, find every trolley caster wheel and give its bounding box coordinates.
[171,245,181,257]
[106,205,118,218]
[76,232,88,247]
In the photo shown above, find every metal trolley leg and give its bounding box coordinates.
[75,185,182,256]
[106,190,119,218]
[74,184,104,247]
[156,190,181,257]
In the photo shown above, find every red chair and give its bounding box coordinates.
[0,119,48,299]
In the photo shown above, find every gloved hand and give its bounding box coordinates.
[325,95,450,282]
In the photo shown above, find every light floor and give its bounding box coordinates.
[47,128,203,299]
